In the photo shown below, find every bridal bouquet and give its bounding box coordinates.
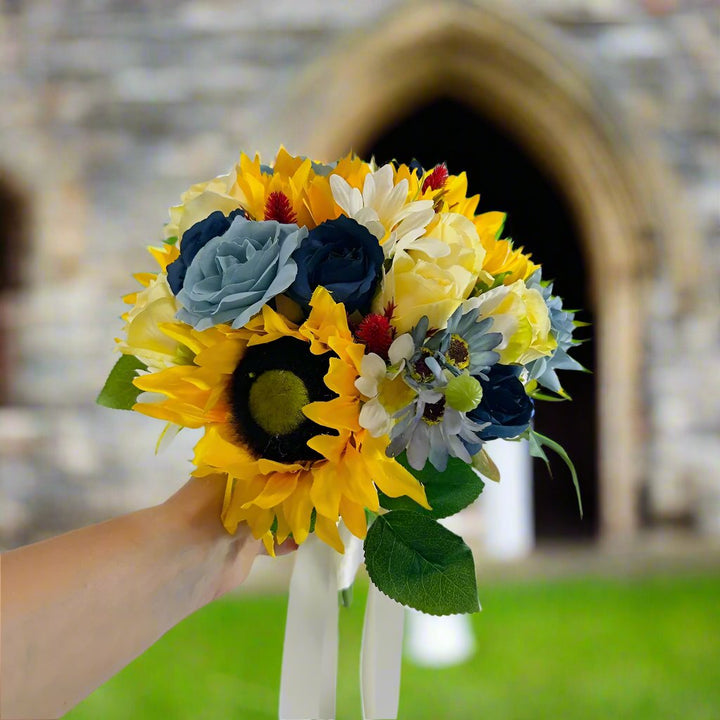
[99,148,584,617]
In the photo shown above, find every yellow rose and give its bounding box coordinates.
[464,280,556,364]
[373,250,466,334]
[375,212,494,333]
[423,212,492,296]
[165,174,241,241]
[118,274,187,370]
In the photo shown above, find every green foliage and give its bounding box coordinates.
[526,427,583,517]
[96,355,147,410]
[163,236,178,245]
[363,510,480,615]
[378,454,484,519]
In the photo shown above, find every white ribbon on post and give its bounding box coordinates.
[279,528,405,720]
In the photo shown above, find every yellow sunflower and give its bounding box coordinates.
[475,211,539,284]
[226,148,374,231]
[132,287,429,554]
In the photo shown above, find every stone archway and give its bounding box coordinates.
[262,0,701,540]
[0,171,30,405]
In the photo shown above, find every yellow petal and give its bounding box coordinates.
[340,496,367,540]
[244,471,298,509]
[309,460,342,520]
[303,397,360,432]
[306,432,348,464]
[342,443,380,512]
[262,533,276,557]
[282,474,314,544]
[314,515,344,554]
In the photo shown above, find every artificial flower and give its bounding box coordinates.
[164,174,241,242]
[288,216,384,314]
[474,211,539,285]
[133,287,429,552]
[177,217,307,330]
[464,279,556,364]
[467,364,535,443]
[330,164,435,257]
[167,208,247,294]
[524,270,585,395]
[118,273,187,371]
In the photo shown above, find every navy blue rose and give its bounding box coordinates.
[167,208,246,294]
[287,216,384,314]
[468,364,534,441]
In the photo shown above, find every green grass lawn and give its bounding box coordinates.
[65,572,720,720]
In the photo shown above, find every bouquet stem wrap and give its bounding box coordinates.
[280,534,404,720]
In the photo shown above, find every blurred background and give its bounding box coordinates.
[1,1,719,718]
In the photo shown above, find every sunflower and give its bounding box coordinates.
[475,211,539,284]
[227,148,374,231]
[132,287,429,554]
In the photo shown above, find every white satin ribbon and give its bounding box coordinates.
[279,529,404,720]
[360,583,405,719]
[279,534,339,720]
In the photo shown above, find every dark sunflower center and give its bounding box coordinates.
[229,336,337,462]
[446,334,470,369]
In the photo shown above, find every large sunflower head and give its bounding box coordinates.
[132,287,428,554]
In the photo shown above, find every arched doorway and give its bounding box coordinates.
[263,0,701,541]
[0,172,30,405]
[362,97,597,540]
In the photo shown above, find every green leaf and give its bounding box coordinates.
[378,454,484,519]
[531,390,571,402]
[364,511,480,615]
[96,355,147,410]
[163,236,178,246]
[527,428,583,518]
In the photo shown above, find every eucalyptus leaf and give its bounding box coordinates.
[364,511,480,615]
[96,355,147,410]
[378,454,484,519]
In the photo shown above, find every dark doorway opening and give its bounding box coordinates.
[361,96,598,541]
[0,173,30,406]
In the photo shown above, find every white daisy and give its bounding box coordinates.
[330,165,437,259]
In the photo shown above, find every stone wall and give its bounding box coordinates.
[0,0,718,549]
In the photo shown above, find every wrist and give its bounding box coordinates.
[160,476,262,607]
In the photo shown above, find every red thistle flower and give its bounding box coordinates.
[355,313,396,360]
[264,191,297,224]
[422,163,449,193]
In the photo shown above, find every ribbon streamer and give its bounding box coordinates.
[360,583,405,719]
[279,530,404,720]
[279,534,339,720]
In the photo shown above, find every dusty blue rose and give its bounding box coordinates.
[166,209,246,295]
[288,216,383,314]
[176,217,307,330]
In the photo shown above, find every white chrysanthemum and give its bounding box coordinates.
[355,334,416,437]
[330,164,436,258]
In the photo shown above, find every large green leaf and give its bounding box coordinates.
[96,355,147,410]
[364,510,480,615]
[378,454,484,519]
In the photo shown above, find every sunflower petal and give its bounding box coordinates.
[309,460,342,520]
[314,515,345,554]
[282,474,314,544]
[339,496,367,540]
[244,471,298,509]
